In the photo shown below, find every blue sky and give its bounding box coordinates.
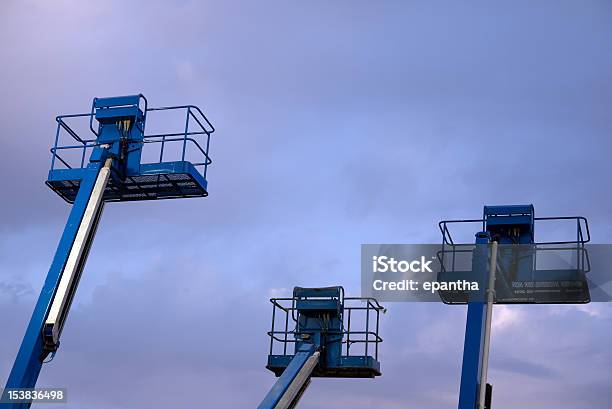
[1,1,612,408]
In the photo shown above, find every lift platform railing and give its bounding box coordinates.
[438,216,590,272]
[50,104,214,179]
[267,297,384,362]
[436,205,595,409]
[261,288,384,409]
[437,244,591,276]
[4,95,216,409]
[437,216,591,305]
[439,216,590,246]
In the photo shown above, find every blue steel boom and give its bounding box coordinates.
[5,96,591,409]
[259,287,384,409]
[2,95,214,408]
[438,205,590,409]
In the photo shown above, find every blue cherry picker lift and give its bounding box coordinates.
[2,95,214,408]
[259,287,384,409]
[437,205,590,409]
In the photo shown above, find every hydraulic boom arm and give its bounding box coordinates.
[259,344,319,409]
[2,154,112,408]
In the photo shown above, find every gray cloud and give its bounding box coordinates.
[1,1,612,408]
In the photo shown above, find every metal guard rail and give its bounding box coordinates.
[436,245,591,275]
[50,104,215,179]
[267,297,384,360]
[438,215,591,275]
[439,216,590,246]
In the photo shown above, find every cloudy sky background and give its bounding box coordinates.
[1,1,612,408]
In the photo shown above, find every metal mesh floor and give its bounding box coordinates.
[47,172,208,203]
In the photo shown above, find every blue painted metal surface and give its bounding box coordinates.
[2,95,215,408]
[266,287,383,378]
[438,209,590,305]
[457,206,536,409]
[47,95,214,203]
[442,204,590,409]
[457,232,491,409]
[260,287,383,408]
[2,159,108,408]
[258,343,318,409]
